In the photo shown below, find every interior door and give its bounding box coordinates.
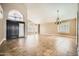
[7,20,19,39]
[6,20,25,40]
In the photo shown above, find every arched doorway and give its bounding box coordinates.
[6,10,25,39]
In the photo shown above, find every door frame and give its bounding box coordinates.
[6,20,25,39]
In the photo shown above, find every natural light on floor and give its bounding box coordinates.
[26,34,39,48]
[55,37,71,54]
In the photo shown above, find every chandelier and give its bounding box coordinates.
[55,10,61,25]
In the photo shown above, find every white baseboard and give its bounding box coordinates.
[0,38,6,45]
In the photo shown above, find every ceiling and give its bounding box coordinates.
[26,3,77,24]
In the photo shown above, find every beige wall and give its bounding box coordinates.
[0,4,4,44]
[70,18,76,36]
[40,18,76,36]
[0,19,3,43]
[77,4,79,56]
[1,3,28,40]
[40,22,58,35]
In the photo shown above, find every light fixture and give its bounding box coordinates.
[55,10,61,25]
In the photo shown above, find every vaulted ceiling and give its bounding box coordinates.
[26,3,77,24]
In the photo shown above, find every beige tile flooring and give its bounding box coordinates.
[0,34,77,56]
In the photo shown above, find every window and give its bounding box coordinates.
[8,10,23,21]
[58,22,70,33]
[28,21,38,34]
[28,22,34,33]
